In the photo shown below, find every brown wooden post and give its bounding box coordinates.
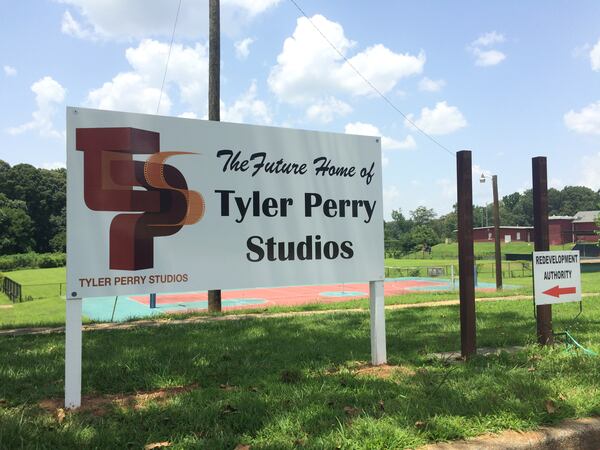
[457,150,476,358]
[492,175,503,290]
[532,157,553,344]
[207,0,222,313]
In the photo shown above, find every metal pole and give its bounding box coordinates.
[369,280,387,365]
[208,0,222,313]
[457,150,476,358]
[533,157,553,345]
[492,175,503,290]
[65,298,82,409]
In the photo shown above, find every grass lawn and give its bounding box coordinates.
[402,241,570,259]
[1,263,598,329]
[1,297,600,448]
[3,267,65,285]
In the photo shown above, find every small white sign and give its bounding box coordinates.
[533,250,581,305]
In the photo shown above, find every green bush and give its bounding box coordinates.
[0,252,66,271]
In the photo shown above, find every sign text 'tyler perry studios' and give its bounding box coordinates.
[67,108,384,298]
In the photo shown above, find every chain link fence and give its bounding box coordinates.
[1,275,66,303]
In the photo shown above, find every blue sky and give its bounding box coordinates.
[2,0,600,218]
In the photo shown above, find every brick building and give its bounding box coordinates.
[548,211,599,245]
[472,226,533,243]
[472,211,599,245]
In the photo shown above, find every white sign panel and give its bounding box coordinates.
[66,107,384,298]
[533,250,581,305]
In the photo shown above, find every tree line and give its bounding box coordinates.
[0,159,598,257]
[385,186,600,254]
[0,160,65,254]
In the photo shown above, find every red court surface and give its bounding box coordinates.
[129,279,479,313]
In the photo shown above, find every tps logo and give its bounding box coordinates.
[76,127,204,271]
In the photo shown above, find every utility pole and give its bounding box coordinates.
[457,150,476,359]
[208,0,222,313]
[492,175,502,290]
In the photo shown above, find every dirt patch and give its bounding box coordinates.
[353,363,415,379]
[0,305,13,309]
[39,384,198,417]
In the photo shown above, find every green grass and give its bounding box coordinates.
[403,242,570,259]
[1,297,600,448]
[0,292,11,306]
[0,296,94,329]
[4,267,65,285]
[1,263,598,329]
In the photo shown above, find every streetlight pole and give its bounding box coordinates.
[481,174,503,290]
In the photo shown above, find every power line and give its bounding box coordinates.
[286,0,455,157]
[157,0,183,114]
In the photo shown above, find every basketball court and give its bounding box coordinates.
[82,277,502,322]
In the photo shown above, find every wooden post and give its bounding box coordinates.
[492,175,503,290]
[457,150,476,358]
[207,0,222,313]
[532,157,553,345]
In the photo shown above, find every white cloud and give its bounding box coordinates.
[418,77,445,92]
[337,44,426,97]
[382,185,401,220]
[3,65,17,77]
[87,72,172,114]
[40,161,67,170]
[220,81,272,125]
[472,48,506,67]
[591,39,600,72]
[469,32,506,67]
[436,178,457,201]
[345,122,416,151]
[268,15,424,104]
[234,37,254,59]
[405,101,467,135]
[61,10,95,40]
[306,97,352,123]
[549,178,565,190]
[564,101,600,135]
[178,111,198,119]
[59,0,280,40]
[7,76,66,139]
[86,39,208,115]
[582,152,600,190]
[471,31,505,47]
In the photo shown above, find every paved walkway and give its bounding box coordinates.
[0,294,536,337]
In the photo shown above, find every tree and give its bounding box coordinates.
[410,206,436,226]
[409,225,439,252]
[385,209,410,240]
[559,186,599,216]
[0,162,66,252]
[0,193,34,254]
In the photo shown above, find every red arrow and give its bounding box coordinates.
[543,285,577,298]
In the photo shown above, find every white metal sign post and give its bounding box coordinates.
[533,250,581,306]
[66,107,386,408]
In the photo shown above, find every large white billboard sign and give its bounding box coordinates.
[66,107,384,298]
